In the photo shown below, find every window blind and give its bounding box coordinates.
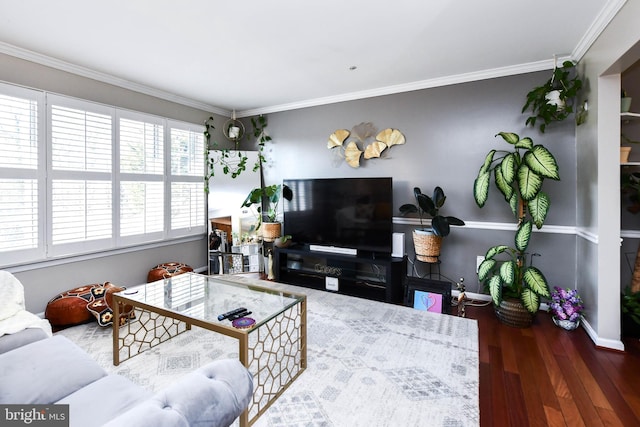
[49,101,113,251]
[0,88,42,261]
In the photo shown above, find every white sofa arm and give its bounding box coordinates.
[103,359,253,427]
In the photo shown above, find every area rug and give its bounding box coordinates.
[56,275,479,427]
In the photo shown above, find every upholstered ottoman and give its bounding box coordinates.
[147,262,193,282]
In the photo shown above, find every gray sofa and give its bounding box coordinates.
[0,332,254,427]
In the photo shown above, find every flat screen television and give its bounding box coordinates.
[283,177,393,256]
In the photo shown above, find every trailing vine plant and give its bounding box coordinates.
[203,114,271,192]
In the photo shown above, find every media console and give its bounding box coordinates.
[274,246,407,304]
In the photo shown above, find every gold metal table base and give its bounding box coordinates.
[113,294,306,427]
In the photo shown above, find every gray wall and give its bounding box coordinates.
[0,53,221,313]
[263,73,577,295]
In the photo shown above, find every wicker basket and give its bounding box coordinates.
[412,230,442,263]
[494,297,534,328]
[261,222,281,242]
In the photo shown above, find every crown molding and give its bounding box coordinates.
[236,59,566,118]
[572,0,628,61]
[0,42,230,116]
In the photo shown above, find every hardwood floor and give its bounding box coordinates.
[464,302,640,426]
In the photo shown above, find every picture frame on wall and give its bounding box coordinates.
[404,277,452,314]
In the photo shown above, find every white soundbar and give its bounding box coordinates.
[309,245,358,256]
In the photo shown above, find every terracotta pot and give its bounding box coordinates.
[494,297,534,328]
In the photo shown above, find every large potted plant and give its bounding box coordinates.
[522,60,583,133]
[241,184,293,242]
[474,132,559,327]
[399,186,465,263]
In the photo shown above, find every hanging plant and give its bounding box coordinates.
[522,60,583,133]
[203,114,271,191]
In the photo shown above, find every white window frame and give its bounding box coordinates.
[167,119,206,238]
[0,83,46,266]
[46,94,116,258]
[0,83,206,269]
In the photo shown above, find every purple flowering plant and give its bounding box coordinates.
[549,286,584,322]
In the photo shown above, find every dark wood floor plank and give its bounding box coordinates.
[503,371,529,427]
[543,404,568,427]
[464,303,640,427]
[488,345,511,427]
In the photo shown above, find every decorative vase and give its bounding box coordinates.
[621,97,632,113]
[494,297,534,328]
[412,229,442,263]
[552,316,580,331]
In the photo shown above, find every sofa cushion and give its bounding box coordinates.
[103,359,253,427]
[57,374,151,427]
[0,335,106,404]
[0,327,49,354]
[45,285,99,327]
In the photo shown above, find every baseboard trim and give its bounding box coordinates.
[582,318,625,351]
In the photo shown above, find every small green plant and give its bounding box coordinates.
[399,186,464,236]
[622,286,640,325]
[241,184,293,230]
[522,60,583,133]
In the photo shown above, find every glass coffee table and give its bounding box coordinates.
[112,272,307,427]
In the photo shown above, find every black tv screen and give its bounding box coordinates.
[283,177,393,255]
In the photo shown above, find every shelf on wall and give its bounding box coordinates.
[621,112,640,122]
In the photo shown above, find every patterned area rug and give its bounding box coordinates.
[56,276,479,427]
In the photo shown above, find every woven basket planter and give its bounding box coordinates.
[412,229,442,263]
[262,222,281,242]
[494,297,534,328]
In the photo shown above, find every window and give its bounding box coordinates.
[49,96,113,256]
[0,83,205,268]
[118,112,165,245]
[0,85,44,265]
[168,122,205,236]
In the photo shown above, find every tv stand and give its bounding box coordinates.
[274,246,407,304]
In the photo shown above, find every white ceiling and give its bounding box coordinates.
[0,0,623,116]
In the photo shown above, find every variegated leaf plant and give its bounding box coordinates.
[473,132,559,313]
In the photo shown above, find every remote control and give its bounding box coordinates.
[228,311,251,321]
[217,307,247,321]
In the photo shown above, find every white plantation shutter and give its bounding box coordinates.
[0,85,44,264]
[120,117,164,174]
[120,181,164,236]
[48,96,113,256]
[119,112,165,243]
[0,84,205,269]
[168,122,205,236]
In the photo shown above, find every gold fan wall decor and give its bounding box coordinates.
[327,122,405,168]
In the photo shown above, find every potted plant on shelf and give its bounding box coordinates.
[399,186,465,263]
[622,89,633,113]
[474,131,559,327]
[241,184,293,242]
[522,60,583,133]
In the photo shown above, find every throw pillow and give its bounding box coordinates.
[86,282,135,327]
